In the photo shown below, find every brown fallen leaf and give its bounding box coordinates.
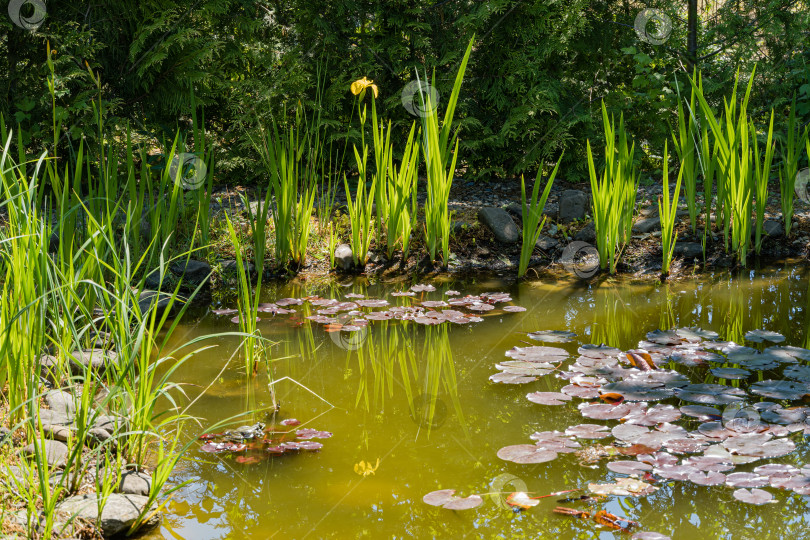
[554,506,591,519]
[626,352,656,371]
[599,392,625,404]
[593,509,639,531]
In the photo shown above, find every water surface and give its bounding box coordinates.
[147,264,810,539]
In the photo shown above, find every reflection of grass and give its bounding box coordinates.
[350,322,467,437]
[590,286,636,350]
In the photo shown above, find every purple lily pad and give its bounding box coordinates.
[745,329,785,344]
[528,330,577,343]
[733,488,775,505]
[688,471,727,486]
[526,392,572,406]
[497,444,558,464]
[607,460,653,475]
[565,424,611,439]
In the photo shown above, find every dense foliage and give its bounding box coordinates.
[1,0,808,182]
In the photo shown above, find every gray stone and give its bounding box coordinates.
[763,219,784,238]
[137,290,184,319]
[535,235,559,251]
[69,349,117,375]
[38,408,73,426]
[674,242,703,259]
[632,216,661,234]
[45,390,76,416]
[477,207,520,243]
[219,259,255,275]
[21,439,68,468]
[56,493,160,536]
[506,202,558,222]
[574,222,596,243]
[143,268,169,290]
[334,244,354,271]
[42,424,74,442]
[115,469,153,496]
[557,190,588,223]
[0,427,12,447]
[170,259,212,285]
[38,354,60,384]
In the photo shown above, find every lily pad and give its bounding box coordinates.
[502,305,528,313]
[423,489,483,510]
[528,330,577,343]
[710,367,751,380]
[606,461,652,475]
[733,488,775,505]
[726,472,769,488]
[688,471,727,486]
[497,444,558,464]
[745,330,786,343]
[588,477,657,497]
[750,379,810,400]
[565,424,611,439]
[526,392,572,406]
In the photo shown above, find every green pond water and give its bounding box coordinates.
[145,263,810,539]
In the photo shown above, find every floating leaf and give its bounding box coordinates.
[588,478,657,497]
[750,380,810,400]
[606,461,652,475]
[631,533,672,540]
[565,424,611,439]
[505,491,541,509]
[710,367,751,380]
[489,372,538,384]
[280,419,300,427]
[527,392,572,406]
[295,428,332,440]
[745,330,786,343]
[676,327,719,342]
[528,330,577,343]
[411,284,436,293]
[688,471,727,486]
[733,488,775,505]
[680,405,721,421]
[502,305,527,313]
[726,472,769,488]
[497,444,558,464]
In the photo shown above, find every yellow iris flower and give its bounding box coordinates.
[350,77,379,98]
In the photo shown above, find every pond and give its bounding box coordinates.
[146,263,810,539]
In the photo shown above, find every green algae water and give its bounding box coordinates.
[146,263,810,539]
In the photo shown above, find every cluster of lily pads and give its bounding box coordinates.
[425,326,810,537]
[212,284,525,331]
[198,419,332,464]
[495,326,810,505]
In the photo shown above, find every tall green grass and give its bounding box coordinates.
[691,68,756,265]
[673,78,699,233]
[752,110,775,254]
[779,96,809,237]
[586,102,638,274]
[420,37,474,265]
[518,157,560,278]
[659,141,684,276]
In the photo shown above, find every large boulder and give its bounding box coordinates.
[334,244,354,271]
[477,207,520,243]
[674,242,703,259]
[574,222,596,243]
[558,190,588,223]
[44,390,76,416]
[170,259,211,286]
[68,349,118,375]
[137,290,184,319]
[56,493,160,536]
[20,439,69,468]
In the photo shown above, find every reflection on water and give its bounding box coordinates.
[146,264,810,539]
